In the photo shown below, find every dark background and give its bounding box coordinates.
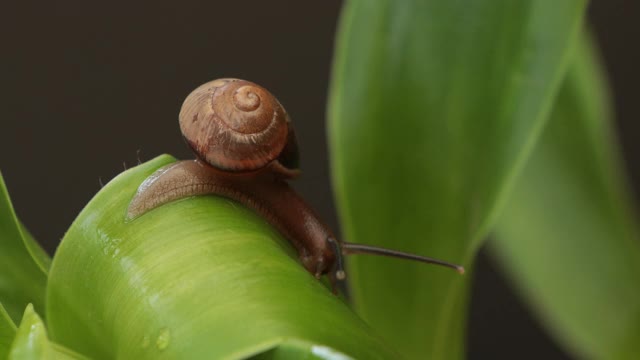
[0,1,637,358]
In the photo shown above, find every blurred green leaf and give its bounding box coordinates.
[8,304,87,360]
[0,172,50,324]
[492,33,640,359]
[1,302,17,359]
[46,155,397,360]
[328,0,586,358]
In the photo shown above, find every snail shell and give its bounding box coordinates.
[179,78,299,176]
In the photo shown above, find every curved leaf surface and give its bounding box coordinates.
[492,34,640,359]
[9,304,87,360]
[328,0,586,358]
[46,155,397,360]
[1,302,17,359]
[0,173,50,324]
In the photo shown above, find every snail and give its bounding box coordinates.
[127,78,464,289]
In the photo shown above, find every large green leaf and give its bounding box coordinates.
[492,34,640,359]
[328,0,586,358]
[1,302,17,359]
[0,172,50,324]
[46,155,397,360]
[8,304,87,360]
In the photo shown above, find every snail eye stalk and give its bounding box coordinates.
[327,238,346,280]
[340,242,465,274]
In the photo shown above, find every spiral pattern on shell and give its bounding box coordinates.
[179,78,293,172]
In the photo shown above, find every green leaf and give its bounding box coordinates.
[254,339,355,360]
[9,304,87,360]
[46,155,397,360]
[0,172,50,324]
[1,302,17,359]
[328,0,586,358]
[492,33,640,359]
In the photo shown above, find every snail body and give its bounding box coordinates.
[127,158,336,278]
[128,78,463,289]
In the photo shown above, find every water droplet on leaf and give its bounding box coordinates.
[156,328,171,350]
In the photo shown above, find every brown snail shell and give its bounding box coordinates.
[179,78,299,176]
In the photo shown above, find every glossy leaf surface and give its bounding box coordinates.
[328,0,586,357]
[46,155,397,360]
[492,34,640,359]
